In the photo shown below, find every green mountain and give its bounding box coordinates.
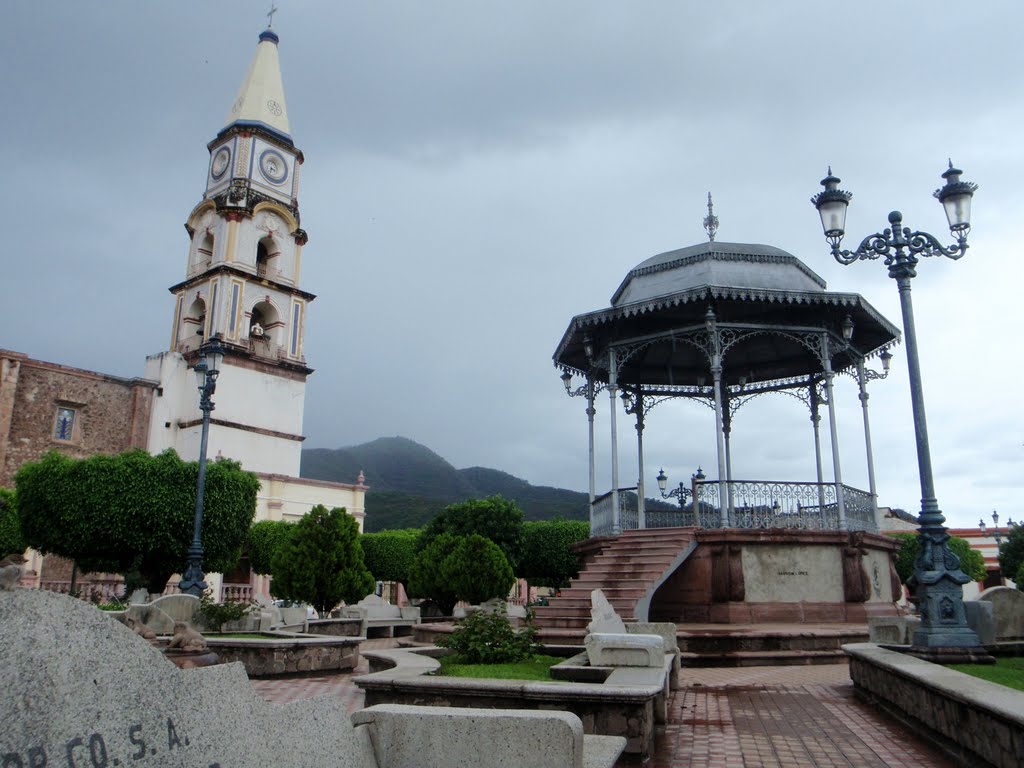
[301,437,590,531]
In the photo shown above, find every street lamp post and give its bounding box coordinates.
[656,467,705,509]
[178,337,225,597]
[812,162,989,659]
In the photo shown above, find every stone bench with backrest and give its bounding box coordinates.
[0,588,623,768]
[341,594,421,637]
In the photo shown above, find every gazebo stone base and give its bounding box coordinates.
[648,528,903,625]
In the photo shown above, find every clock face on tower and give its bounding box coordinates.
[259,149,288,185]
[211,147,231,180]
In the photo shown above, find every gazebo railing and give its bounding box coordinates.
[841,484,877,531]
[694,480,878,532]
[591,488,638,537]
[591,480,879,534]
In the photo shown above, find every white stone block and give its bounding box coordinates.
[584,632,664,668]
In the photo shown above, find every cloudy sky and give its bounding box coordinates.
[3,2,1022,530]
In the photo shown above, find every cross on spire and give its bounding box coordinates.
[267,3,278,28]
[703,192,719,242]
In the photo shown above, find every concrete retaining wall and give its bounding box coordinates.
[845,643,1024,768]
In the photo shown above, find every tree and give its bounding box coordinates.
[407,532,515,614]
[519,519,589,591]
[269,505,374,616]
[889,532,987,584]
[998,524,1024,587]
[360,529,420,585]
[448,534,515,606]
[419,496,525,571]
[0,487,25,558]
[406,532,461,615]
[16,449,258,592]
[247,520,295,575]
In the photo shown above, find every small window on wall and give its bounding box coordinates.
[54,407,77,441]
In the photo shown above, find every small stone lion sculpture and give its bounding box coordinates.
[125,616,157,641]
[167,621,208,652]
[0,554,25,591]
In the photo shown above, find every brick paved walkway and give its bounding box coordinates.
[250,648,956,768]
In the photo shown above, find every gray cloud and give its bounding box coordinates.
[3,1,1022,530]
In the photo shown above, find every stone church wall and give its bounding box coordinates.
[0,349,158,487]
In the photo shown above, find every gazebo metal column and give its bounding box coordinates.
[630,388,647,528]
[586,377,596,507]
[722,390,734,485]
[705,309,731,526]
[856,359,880,518]
[608,349,622,534]
[808,380,827,511]
[821,335,848,531]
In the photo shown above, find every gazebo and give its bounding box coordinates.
[539,216,908,630]
[554,237,900,538]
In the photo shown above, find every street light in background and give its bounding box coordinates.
[812,162,988,659]
[178,336,225,597]
[656,467,705,508]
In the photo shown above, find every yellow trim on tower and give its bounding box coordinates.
[185,200,217,231]
[170,294,184,351]
[225,218,239,263]
[294,243,302,284]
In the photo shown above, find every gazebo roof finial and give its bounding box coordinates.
[703,192,719,242]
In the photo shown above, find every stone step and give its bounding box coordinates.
[677,630,867,654]
[678,649,849,667]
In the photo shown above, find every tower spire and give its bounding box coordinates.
[223,28,291,143]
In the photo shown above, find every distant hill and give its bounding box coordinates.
[301,436,675,532]
[301,437,591,531]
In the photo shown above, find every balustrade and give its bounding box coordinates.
[591,479,877,533]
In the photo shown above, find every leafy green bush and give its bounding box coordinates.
[437,606,537,664]
[999,525,1024,587]
[0,487,25,558]
[406,532,461,615]
[248,519,295,575]
[420,496,525,571]
[361,529,420,584]
[889,531,987,583]
[16,449,258,592]
[407,533,515,614]
[198,590,255,633]
[270,505,375,616]
[520,519,589,590]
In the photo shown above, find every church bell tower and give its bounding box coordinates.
[145,27,314,476]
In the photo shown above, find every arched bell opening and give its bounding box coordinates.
[256,237,281,280]
[247,299,283,357]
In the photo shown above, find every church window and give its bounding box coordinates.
[54,407,76,441]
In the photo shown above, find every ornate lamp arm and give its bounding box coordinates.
[832,211,969,265]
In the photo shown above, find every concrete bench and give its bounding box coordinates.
[342,594,421,637]
[353,704,625,768]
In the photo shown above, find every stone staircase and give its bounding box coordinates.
[531,527,869,665]
[532,527,697,646]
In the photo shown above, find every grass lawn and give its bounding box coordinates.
[434,654,565,681]
[949,657,1024,692]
